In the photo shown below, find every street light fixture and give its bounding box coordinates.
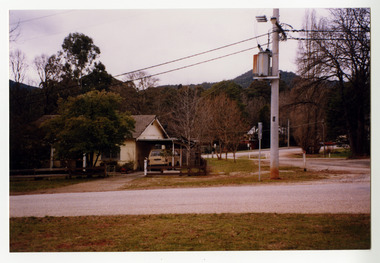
[256,15,268,23]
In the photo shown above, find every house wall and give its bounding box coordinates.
[119,140,138,169]
[138,120,165,140]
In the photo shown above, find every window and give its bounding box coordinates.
[102,149,120,160]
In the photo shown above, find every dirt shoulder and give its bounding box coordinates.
[20,172,145,195]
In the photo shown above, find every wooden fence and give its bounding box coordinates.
[146,159,207,176]
[10,166,107,180]
[146,166,207,176]
[10,159,208,179]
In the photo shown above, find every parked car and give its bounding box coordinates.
[148,149,180,166]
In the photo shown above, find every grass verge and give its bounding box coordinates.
[9,158,344,194]
[10,213,370,252]
[291,148,352,159]
[121,159,334,190]
[10,177,96,194]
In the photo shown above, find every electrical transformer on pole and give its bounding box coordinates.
[254,8,281,179]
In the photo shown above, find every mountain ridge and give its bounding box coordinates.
[10,70,298,91]
[9,80,38,90]
[158,70,298,90]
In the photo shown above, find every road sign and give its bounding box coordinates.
[258,122,263,140]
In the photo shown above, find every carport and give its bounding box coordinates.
[135,138,184,170]
[114,115,193,171]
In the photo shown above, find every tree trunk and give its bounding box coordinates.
[217,141,222,160]
[93,153,100,167]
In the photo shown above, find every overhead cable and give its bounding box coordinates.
[10,10,74,25]
[114,32,271,78]
[288,37,348,41]
[127,45,264,82]
[11,43,265,104]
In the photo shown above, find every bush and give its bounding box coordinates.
[120,161,134,173]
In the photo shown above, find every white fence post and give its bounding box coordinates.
[144,159,148,176]
[303,151,307,171]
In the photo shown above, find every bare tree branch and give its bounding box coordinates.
[9,49,28,83]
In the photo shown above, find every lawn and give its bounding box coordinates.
[9,158,370,252]
[9,213,370,251]
[10,177,97,194]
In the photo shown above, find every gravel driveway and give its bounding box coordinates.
[40,172,146,194]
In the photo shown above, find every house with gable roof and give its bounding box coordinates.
[101,115,177,170]
[38,114,179,171]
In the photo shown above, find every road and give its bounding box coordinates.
[10,181,370,217]
[10,147,371,217]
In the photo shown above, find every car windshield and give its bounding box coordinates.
[150,150,162,157]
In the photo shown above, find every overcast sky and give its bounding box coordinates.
[6,0,376,87]
[3,2,380,263]
[8,7,334,86]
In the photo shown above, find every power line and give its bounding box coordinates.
[114,32,270,78]
[284,28,370,33]
[11,42,264,105]
[10,10,74,25]
[128,45,263,82]
[10,28,273,106]
[284,28,368,41]
[15,11,136,43]
[288,37,347,41]
[285,29,346,41]
[285,29,344,33]
[14,27,356,105]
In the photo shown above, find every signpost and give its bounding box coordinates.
[258,122,262,181]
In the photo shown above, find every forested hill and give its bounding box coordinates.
[158,70,298,90]
[233,70,298,89]
[9,80,38,90]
